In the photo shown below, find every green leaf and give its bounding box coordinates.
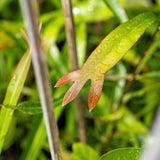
[17,97,63,115]
[17,102,42,115]
[0,0,11,11]
[20,116,47,160]
[99,148,140,160]
[0,49,31,154]
[47,44,68,75]
[0,31,15,50]
[76,22,87,67]
[43,17,64,44]
[117,107,147,134]
[20,105,64,160]
[73,0,113,23]
[103,0,128,23]
[72,143,99,160]
[56,12,157,111]
[0,96,63,115]
[0,20,23,33]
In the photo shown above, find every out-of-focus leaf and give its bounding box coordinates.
[114,62,126,102]
[96,109,123,122]
[40,0,113,25]
[72,143,99,160]
[99,148,140,160]
[20,116,46,160]
[0,0,11,11]
[64,104,77,140]
[103,0,128,23]
[47,44,68,75]
[123,50,139,65]
[50,0,61,8]
[40,10,62,23]
[0,49,31,154]
[117,107,147,134]
[76,22,87,67]
[156,0,160,6]
[43,17,64,45]
[0,20,23,33]
[20,105,64,160]
[0,31,14,50]
[73,0,113,23]
[39,152,51,160]
[138,92,159,118]
[55,12,157,111]
[136,39,158,73]
[125,81,160,102]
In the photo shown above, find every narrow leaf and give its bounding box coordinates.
[55,12,157,111]
[0,49,31,154]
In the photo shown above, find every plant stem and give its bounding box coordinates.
[61,0,87,144]
[105,74,132,81]
[20,0,62,159]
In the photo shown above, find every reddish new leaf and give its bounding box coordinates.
[55,12,157,111]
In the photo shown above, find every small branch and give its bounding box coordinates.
[61,0,78,70]
[105,74,132,81]
[119,25,159,106]
[61,0,87,144]
[95,22,103,37]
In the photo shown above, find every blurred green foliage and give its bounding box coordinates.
[0,0,160,159]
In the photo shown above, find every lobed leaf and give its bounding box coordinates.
[55,12,157,111]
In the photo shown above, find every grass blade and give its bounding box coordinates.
[0,49,31,154]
